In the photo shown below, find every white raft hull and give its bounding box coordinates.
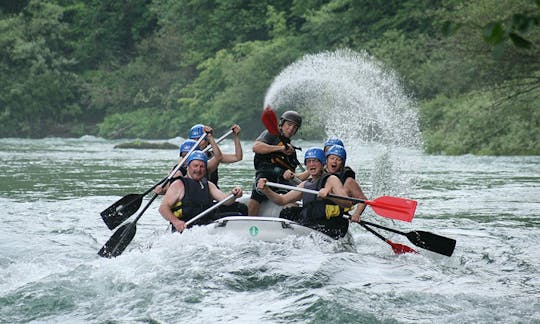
[209,216,331,241]
[208,216,355,249]
[223,197,354,245]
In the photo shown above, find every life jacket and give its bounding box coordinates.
[253,131,299,178]
[206,151,219,187]
[170,177,214,226]
[327,166,356,214]
[179,166,187,177]
[332,166,356,184]
[300,174,349,238]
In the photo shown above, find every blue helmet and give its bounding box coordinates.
[325,144,347,164]
[179,139,200,156]
[304,147,326,165]
[189,124,205,139]
[324,137,344,149]
[186,150,208,167]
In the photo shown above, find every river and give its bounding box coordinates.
[0,136,538,323]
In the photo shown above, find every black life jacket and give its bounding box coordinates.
[206,151,219,187]
[170,177,214,226]
[331,166,356,184]
[300,173,349,239]
[179,165,187,176]
[253,130,299,178]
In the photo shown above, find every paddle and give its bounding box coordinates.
[98,193,237,258]
[203,128,234,153]
[100,182,165,230]
[261,106,280,136]
[261,106,305,172]
[264,181,417,222]
[97,134,207,257]
[360,220,456,257]
[100,130,228,230]
[98,193,158,258]
[183,194,235,228]
[357,221,417,254]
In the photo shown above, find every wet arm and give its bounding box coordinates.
[252,140,286,154]
[324,176,353,208]
[222,125,243,163]
[257,178,303,205]
[158,181,186,230]
[208,182,240,206]
[345,177,367,220]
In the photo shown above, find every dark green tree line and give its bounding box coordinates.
[0,0,538,154]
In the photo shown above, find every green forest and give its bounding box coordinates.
[1,0,538,155]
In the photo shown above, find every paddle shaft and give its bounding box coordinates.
[154,129,231,189]
[157,129,225,184]
[101,134,207,223]
[360,222,390,242]
[118,133,208,202]
[202,129,234,153]
[99,193,159,258]
[266,181,366,204]
[361,220,407,236]
[168,133,208,179]
[184,194,235,227]
[265,181,416,223]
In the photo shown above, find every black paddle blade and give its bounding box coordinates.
[97,222,137,258]
[100,194,143,230]
[406,231,456,257]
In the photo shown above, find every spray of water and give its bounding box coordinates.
[263,49,422,197]
[264,49,421,148]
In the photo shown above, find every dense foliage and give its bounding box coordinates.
[1,0,538,155]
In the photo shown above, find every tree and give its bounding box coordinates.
[0,0,82,137]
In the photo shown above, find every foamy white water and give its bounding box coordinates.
[0,137,539,323]
[1,50,538,323]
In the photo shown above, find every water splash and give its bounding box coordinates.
[264,49,421,149]
[264,49,422,196]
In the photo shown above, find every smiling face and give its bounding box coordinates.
[187,160,207,181]
[281,120,298,138]
[326,154,344,173]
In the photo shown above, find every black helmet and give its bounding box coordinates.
[280,110,302,128]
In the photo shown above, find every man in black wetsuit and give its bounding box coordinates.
[247,110,303,216]
[158,150,243,232]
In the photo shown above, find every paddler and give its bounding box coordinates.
[284,137,347,183]
[159,150,243,232]
[324,144,367,222]
[154,125,222,195]
[187,124,224,186]
[189,123,247,215]
[256,147,352,239]
[247,110,303,216]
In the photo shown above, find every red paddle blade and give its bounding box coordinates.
[261,105,280,135]
[387,240,418,254]
[367,196,417,222]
